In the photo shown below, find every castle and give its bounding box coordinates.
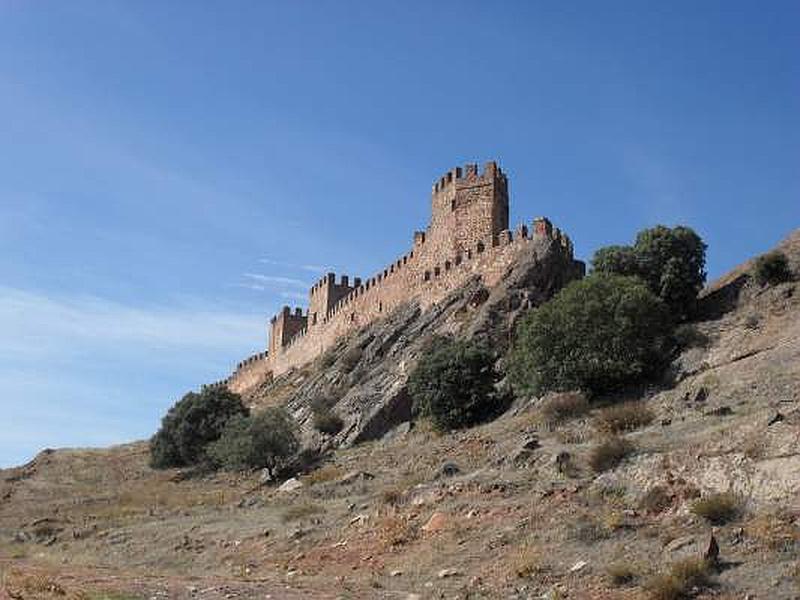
[225,161,579,394]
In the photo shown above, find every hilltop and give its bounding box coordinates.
[1,229,798,600]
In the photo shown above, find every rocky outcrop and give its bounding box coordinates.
[243,235,584,450]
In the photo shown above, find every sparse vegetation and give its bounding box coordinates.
[646,557,712,600]
[755,250,792,286]
[640,486,673,514]
[589,436,635,473]
[593,225,707,319]
[594,401,654,434]
[150,386,249,469]
[281,502,323,522]
[539,392,589,425]
[510,543,549,579]
[673,323,710,350]
[691,491,742,525]
[607,562,638,586]
[510,274,673,396]
[340,345,364,372]
[208,407,299,476]
[408,337,507,431]
[312,409,344,435]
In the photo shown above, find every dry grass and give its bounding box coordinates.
[376,515,417,548]
[640,486,673,514]
[746,510,800,554]
[3,567,87,600]
[539,392,589,426]
[607,562,638,586]
[691,492,742,525]
[380,487,405,506]
[303,464,344,485]
[508,542,550,579]
[645,557,712,600]
[281,502,324,522]
[589,436,634,473]
[594,401,654,434]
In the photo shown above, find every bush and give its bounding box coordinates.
[208,406,299,476]
[646,557,712,600]
[510,274,674,396]
[589,436,634,473]
[408,337,506,431]
[607,563,638,586]
[691,492,741,525]
[673,323,710,350]
[639,486,673,514]
[313,409,344,435]
[754,251,792,286]
[150,387,249,469]
[594,401,655,434]
[593,225,707,319]
[539,392,589,425]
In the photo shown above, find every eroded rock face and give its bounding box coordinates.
[244,236,584,452]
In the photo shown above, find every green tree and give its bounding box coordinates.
[509,273,674,396]
[754,251,792,286]
[208,407,299,475]
[592,225,707,319]
[149,386,249,469]
[408,337,505,431]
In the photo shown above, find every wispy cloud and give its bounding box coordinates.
[280,291,308,301]
[242,272,309,288]
[0,286,263,358]
[0,286,269,467]
[258,258,328,274]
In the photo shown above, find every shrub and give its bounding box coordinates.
[754,251,792,286]
[313,409,344,435]
[607,563,638,586]
[281,502,323,522]
[592,225,707,319]
[539,392,589,425]
[510,274,673,396]
[673,323,710,350]
[589,436,634,473]
[691,492,742,525]
[150,387,249,469]
[594,401,654,434]
[640,486,673,514]
[340,345,364,372]
[408,337,506,431]
[208,406,299,476]
[646,557,712,600]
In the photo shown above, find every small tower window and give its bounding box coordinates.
[477,241,485,253]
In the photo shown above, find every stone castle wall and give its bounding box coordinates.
[223,161,580,394]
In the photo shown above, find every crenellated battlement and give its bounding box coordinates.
[432,161,506,195]
[224,160,583,390]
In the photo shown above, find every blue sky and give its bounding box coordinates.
[1,1,797,467]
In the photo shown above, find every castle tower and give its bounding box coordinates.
[426,161,509,257]
[268,306,307,356]
[308,273,358,327]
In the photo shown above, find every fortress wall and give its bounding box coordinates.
[259,219,570,378]
[226,351,271,395]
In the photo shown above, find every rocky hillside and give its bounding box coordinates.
[0,230,798,600]
[243,233,583,450]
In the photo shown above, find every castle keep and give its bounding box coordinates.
[225,161,579,394]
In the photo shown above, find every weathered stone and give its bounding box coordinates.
[277,478,303,493]
[421,512,448,533]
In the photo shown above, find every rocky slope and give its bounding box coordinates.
[1,230,798,600]
[244,233,583,450]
